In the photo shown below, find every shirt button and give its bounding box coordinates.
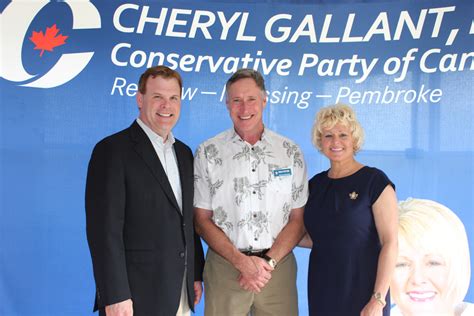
[252,169,256,172]
[253,214,257,218]
[182,223,186,228]
[179,252,185,258]
[254,238,258,241]
[253,191,256,194]
[251,147,254,151]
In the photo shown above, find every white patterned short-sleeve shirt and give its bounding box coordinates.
[194,128,308,250]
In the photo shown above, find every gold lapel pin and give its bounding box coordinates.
[349,191,358,200]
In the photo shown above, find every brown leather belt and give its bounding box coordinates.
[240,249,269,258]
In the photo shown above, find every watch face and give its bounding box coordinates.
[373,292,386,306]
[263,254,276,268]
[269,259,277,268]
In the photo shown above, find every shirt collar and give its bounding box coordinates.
[260,127,270,143]
[136,118,175,148]
[229,126,270,145]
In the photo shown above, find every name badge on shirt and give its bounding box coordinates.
[273,168,292,177]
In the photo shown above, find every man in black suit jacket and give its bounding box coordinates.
[86,66,204,316]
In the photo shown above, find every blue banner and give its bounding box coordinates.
[1,0,472,315]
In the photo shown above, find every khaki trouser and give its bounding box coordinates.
[203,249,298,316]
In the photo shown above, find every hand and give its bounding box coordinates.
[105,299,133,316]
[194,281,203,306]
[238,256,273,293]
[360,297,384,316]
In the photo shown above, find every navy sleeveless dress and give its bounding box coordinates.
[304,166,393,316]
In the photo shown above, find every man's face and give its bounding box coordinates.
[226,78,266,138]
[137,76,181,140]
[391,238,454,316]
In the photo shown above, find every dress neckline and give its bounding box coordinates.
[326,165,367,180]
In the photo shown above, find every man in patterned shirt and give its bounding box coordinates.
[194,69,308,315]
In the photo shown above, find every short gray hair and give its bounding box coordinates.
[225,69,266,95]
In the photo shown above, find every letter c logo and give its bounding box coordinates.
[0,0,101,88]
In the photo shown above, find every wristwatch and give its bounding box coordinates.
[262,254,277,268]
[372,292,386,307]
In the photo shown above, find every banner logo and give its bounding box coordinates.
[0,0,101,88]
[30,24,69,57]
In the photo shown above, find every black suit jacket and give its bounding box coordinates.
[85,121,204,316]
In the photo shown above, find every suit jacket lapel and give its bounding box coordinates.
[129,121,181,213]
[174,142,191,216]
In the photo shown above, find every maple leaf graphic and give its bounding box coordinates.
[29,24,68,57]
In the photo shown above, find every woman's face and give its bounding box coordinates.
[391,238,456,316]
[320,123,355,163]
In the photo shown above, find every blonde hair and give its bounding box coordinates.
[398,198,471,304]
[311,104,364,153]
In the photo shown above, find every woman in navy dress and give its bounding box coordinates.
[301,104,399,316]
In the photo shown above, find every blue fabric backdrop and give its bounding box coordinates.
[1,0,472,315]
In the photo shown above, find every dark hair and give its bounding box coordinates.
[225,68,266,94]
[138,66,182,94]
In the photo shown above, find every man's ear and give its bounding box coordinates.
[136,93,143,110]
[225,95,232,110]
[262,96,268,109]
